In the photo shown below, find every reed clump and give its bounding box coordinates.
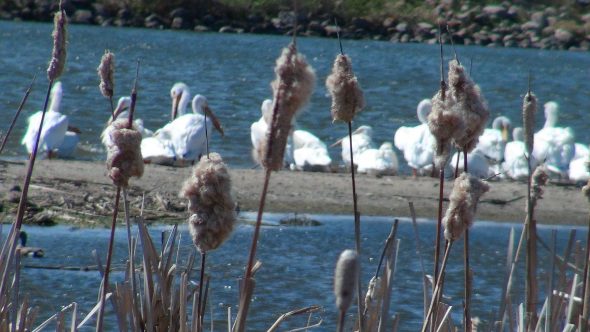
[180,152,236,253]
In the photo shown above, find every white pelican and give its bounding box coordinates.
[450,148,491,179]
[291,129,332,172]
[569,143,589,183]
[477,116,511,175]
[532,101,575,178]
[170,82,191,119]
[250,99,295,167]
[153,94,223,165]
[21,81,68,158]
[502,127,536,180]
[333,125,374,167]
[356,142,398,176]
[101,96,153,149]
[393,99,435,176]
[56,127,81,158]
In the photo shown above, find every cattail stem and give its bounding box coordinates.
[337,310,346,332]
[127,60,140,130]
[122,189,140,329]
[235,168,272,332]
[462,147,471,332]
[525,157,538,328]
[0,73,37,155]
[580,212,590,329]
[431,168,445,331]
[347,121,364,331]
[204,112,209,159]
[422,241,453,332]
[96,186,121,332]
[197,252,207,332]
[109,96,115,120]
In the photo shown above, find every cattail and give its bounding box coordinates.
[428,87,464,169]
[105,119,144,187]
[531,164,548,203]
[97,50,115,99]
[522,90,537,156]
[180,153,236,252]
[47,9,68,81]
[447,60,489,152]
[443,173,490,241]
[258,42,316,171]
[334,249,359,312]
[325,54,365,123]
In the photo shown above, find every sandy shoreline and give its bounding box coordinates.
[0,159,588,226]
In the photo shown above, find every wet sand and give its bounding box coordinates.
[0,159,588,226]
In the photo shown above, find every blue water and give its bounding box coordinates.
[1,21,590,173]
[11,214,586,330]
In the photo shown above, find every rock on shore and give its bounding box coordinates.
[2,0,590,51]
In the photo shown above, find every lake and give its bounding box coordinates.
[1,21,589,173]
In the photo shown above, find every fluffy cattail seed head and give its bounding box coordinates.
[325,54,365,123]
[428,86,464,169]
[180,153,236,252]
[443,173,490,241]
[261,42,316,171]
[334,249,359,312]
[47,10,68,81]
[522,90,537,156]
[447,60,489,152]
[97,50,115,99]
[105,119,144,187]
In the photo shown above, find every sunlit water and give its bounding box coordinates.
[12,214,586,330]
[1,21,590,173]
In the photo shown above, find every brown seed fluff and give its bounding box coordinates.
[260,42,316,171]
[531,164,549,203]
[334,249,359,312]
[97,50,115,99]
[105,119,144,187]
[447,60,489,152]
[325,54,365,123]
[522,90,537,156]
[443,173,490,241]
[180,153,236,252]
[428,87,465,169]
[47,10,68,81]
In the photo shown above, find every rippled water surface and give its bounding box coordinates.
[13,214,586,330]
[1,21,590,172]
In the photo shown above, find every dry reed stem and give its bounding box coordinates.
[421,241,453,332]
[0,74,36,155]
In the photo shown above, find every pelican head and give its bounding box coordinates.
[512,127,524,142]
[170,82,190,120]
[330,125,373,147]
[261,99,273,124]
[49,81,63,112]
[492,116,512,141]
[416,99,432,124]
[192,95,224,137]
[543,101,559,128]
[112,96,131,121]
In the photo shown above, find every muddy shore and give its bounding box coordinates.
[0,159,588,227]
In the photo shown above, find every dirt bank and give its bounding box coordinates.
[0,159,588,227]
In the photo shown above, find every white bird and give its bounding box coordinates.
[569,143,589,183]
[477,116,511,175]
[532,101,575,178]
[450,148,491,179]
[291,129,332,172]
[101,97,154,150]
[394,99,435,176]
[153,94,224,165]
[356,142,398,176]
[56,128,81,158]
[250,99,296,167]
[170,82,191,119]
[21,81,68,159]
[502,127,535,180]
[334,125,374,167]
